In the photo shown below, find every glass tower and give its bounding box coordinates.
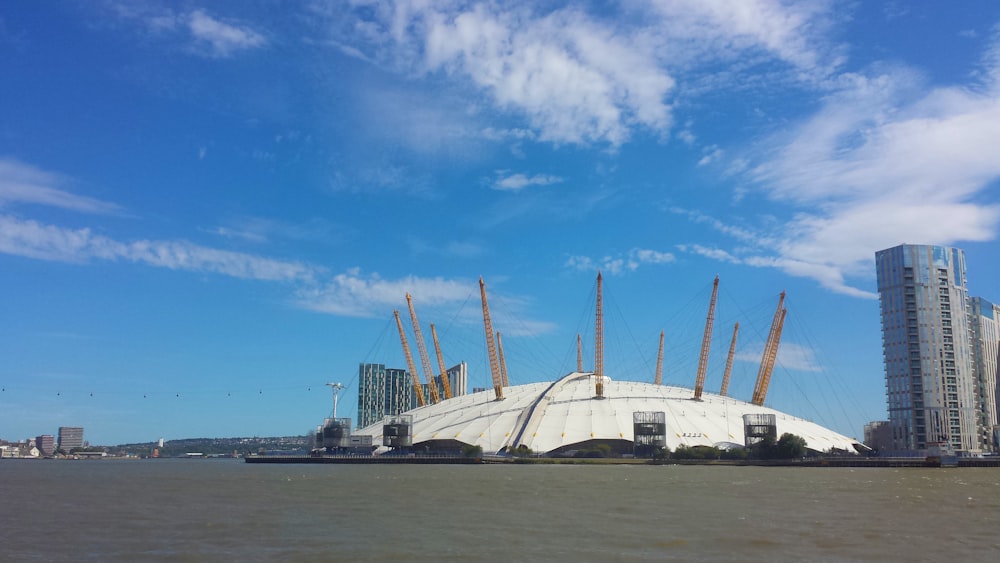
[875,244,981,454]
[356,363,415,430]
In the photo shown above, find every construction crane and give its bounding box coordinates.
[406,293,440,404]
[429,323,453,400]
[693,276,719,400]
[595,271,605,399]
[576,333,583,373]
[654,330,664,385]
[496,331,510,387]
[751,292,787,406]
[393,309,426,407]
[719,322,739,397]
[479,277,504,401]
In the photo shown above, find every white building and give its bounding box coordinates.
[876,244,980,455]
[354,372,862,455]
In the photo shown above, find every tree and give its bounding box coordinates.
[776,433,807,459]
[753,433,807,459]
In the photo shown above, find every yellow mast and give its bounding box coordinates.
[393,309,425,407]
[496,331,510,387]
[595,271,605,399]
[577,333,583,373]
[654,330,664,385]
[752,292,786,406]
[719,322,739,397]
[429,323,453,400]
[406,293,440,404]
[694,276,719,400]
[479,277,504,400]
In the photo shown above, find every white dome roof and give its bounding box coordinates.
[356,372,861,455]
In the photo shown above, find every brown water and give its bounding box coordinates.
[2,459,1000,561]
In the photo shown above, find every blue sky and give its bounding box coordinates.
[2,1,999,445]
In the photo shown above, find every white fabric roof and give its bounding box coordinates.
[355,372,862,454]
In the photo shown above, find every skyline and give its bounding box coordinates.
[2,1,999,444]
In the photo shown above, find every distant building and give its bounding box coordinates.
[876,244,980,455]
[423,361,468,403]
[35,434,55,456]
[357,362,470,429]
[863,421,893,453]
[971,297,1000,449]
[58,426,84,452]
[357,364,414,429]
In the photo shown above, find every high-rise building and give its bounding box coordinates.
[876,244,982,455]
[57,426,84,452]
[357,361,470,429]
[357,364,414,430]
[971,297,1000,449]
[426,362,468,401]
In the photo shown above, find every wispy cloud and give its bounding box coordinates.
[333,1,838,147]
[0,215,315,282]
[493,172,563,192]
[736,341,821,373]
[0,158,121,215]
[566,248,675,275]
[105,4,266,58]
[294,268,472,318]
[188,9,266,58]
[674,32,1000,298]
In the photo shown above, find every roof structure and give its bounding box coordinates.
[355,372,862,455]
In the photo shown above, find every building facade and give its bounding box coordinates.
[971,297,1000,449]
[35,434,55,457]
[357,363,414,430]
[876,244,981,454]
[57,426,85,452]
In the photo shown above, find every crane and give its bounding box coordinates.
[496,331,510,387]
[479,277,504,401]
[595,271,605,399]
[406,293,440,404]
[693,276,719,400]
[654,330,664,385]
[429,323,453,400]
[719,322,739,397]
[393,309,426,407]
[752,292,786,406]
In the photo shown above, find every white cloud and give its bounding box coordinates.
[0,215,315,283]
[675,35,1000,297]
[188,10,266,57]
[742,65,1000,294]
[646,0,838,77]
[566,248,675,275]
[0,158,121,215]
[333,1,841,148]
[106,4,266,58]
[295,269,472,318]
[493,172,563,192]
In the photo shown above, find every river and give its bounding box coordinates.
[2,459,999,561]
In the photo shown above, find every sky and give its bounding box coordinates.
[2,1,999,446]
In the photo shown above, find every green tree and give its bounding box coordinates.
[776,433,807,458]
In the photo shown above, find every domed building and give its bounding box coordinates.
[354,371,863,455]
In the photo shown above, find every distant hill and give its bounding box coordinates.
[110,435,312,458]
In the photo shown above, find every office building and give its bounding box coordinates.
[876,244,981,454]
[57,426,85,452]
